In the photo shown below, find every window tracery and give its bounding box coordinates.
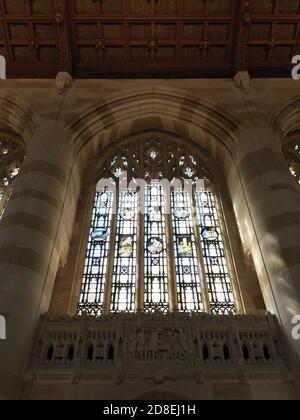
[79,135,238,316]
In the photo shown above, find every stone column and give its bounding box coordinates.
[230,119,300,395]
[0,120,76,399]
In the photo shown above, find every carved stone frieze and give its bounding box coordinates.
[27,312,291,385]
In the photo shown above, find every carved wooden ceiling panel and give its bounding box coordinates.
[0,0,299,78]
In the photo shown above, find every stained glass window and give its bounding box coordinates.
[283,140,300,185]
[78,189,114,316]
[196,190,236,315]
[79,136,238,316]
[171,190,203,312]
[110,190,138,313]
[144,184,169,313]
[0,137,25,217]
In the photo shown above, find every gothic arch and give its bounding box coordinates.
[0,93,35,217]
[271,97,300,185]
[272,95,300,141]
[0,92,36,142]
[87,130,225,188]
[49,87,266,317]
[50,122,265,316]
[0,128,26,214]
[67,87,240,181]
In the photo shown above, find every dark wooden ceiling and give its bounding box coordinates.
[1,0,300,79]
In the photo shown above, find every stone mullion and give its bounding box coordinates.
[137,211,145,312]
[103,190,119,316]
[190,192,211,314]
[165,211,178,312]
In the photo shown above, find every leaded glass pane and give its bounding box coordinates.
[110,190,138,312]
[79,189,114,316]
[195,190,236,315]
[171,190,203,312]
[144,184,169,313]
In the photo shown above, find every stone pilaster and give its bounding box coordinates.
[0,120,75,399]
[230,119,300,395]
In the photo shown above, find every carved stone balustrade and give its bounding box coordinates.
[27,312,291,384]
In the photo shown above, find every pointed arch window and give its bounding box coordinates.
[79,136,238,317]
[0,134,25,217]
[283,140,300,185]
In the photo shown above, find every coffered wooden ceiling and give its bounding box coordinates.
[1,0,300,79]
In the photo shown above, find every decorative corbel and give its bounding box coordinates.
[55,71,72,95]
[234,70,251,95]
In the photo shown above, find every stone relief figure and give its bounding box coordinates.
[127,327,189,362]
[76,338,83,359]
[212,342,223,361]
[95,342,105,361]
[174,329,187,360]
[54,342,65,361]
[194,337,200,358]
[146,329,159,360]
[118,338,123,359]
[128,328,140,359]
[169,329,177,360]
[157,328,170,360]
[136,329,148,360]
[252,342,263,361]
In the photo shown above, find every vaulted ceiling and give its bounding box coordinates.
[0,0,300,79]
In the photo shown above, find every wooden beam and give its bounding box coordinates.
[54,0,72,74]
[233,0,251,74]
